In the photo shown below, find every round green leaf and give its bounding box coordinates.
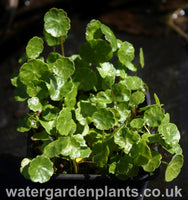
[115,155,138,177]
[118,41,135,65]
[19,59,50,86]
[97,62,116,78]
[125,76,144,90]
[43,140,62,158]
[56,108,76,136]
[116,102,131,123]
[75,101,97,125]
[28,156,54,183]
[52,57,75,80]
[46,52,62,67]
[26,36,44,59]
[142,151,162,172]
[112,83,131,102]
[165,154,184,182]
[144,106,164,127]
[44,8,70,38]
[73,67,97,91]
[26,80,49,100]
[56,136,91,159]
[64,83,78,109]
[47,74,74,101]
[93,145,110,168]
[114,127,140,154]
[130,118,144,129]
[97,62,116,89]
[80,39,113,64]
[92,108,116,130]
[130,140,152,166]
[129,91,145,106]
[91,89,112,104]
[40,119,56,135]
[28,97,42,112]
[159,123,180,146]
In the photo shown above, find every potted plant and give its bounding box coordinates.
[11,8,183,188]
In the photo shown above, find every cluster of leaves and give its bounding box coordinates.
[11,8,183,183]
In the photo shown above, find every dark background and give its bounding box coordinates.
[0,0,188,199]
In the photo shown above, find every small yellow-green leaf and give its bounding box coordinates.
[139,48,144,68]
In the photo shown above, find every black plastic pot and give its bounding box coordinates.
[45,171,159,200]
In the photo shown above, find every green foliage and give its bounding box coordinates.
[165,154,184,182]
[28,156,54,183]
[12,8,183,183]
[26,37,44,59]
[44,8,70,38]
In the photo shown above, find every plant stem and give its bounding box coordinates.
[162,160,169,165]
[60,36,65,56]
[72,159,78,174]
[144,125,151,134]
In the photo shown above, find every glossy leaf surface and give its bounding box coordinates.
[92,108,115,130]
[26,37,44,59]
[28,156,54,183]
[51,57,75,80]
[19,59,49,86]
[44,8,70,38]
[28,97,42,112]
[57,108,76,136]
[144,106,164,127]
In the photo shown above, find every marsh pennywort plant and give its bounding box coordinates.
[11,8,183,183]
